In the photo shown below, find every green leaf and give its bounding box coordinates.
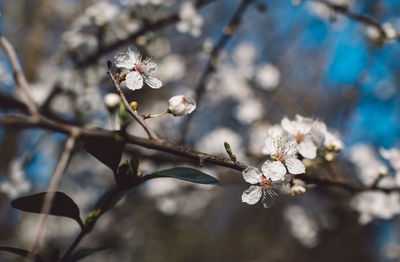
[94,187,132,216]
[0,246,44,262]
[68,247,109,262]
[143,167,222,185]
[11,192,83,228]
[84,136,125,172]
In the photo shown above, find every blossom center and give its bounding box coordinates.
[260,177,272,189]
[134,64,145,74]
[272,153,285,162]
[295,133,304,143]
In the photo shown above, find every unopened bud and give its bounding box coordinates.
[104,93,121,113]
[167,95,196,116]
[130,101,138,111]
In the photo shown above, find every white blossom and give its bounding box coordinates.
[284,205,319,248]
[380,148,400,171]
[281,115,323,159]
[114,48,162,90]
[0,160,31,199]
[351,191,400,224]
[168,95,196,116]
[255,63,281,91]
[263,136,306,175]
[349,144,388,186]
[176,2,204,37]
[241,163,285,208]
[234,97,263,124]
[85,1,119,26]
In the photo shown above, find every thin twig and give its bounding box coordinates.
[0,36,39,118]
[107,69,160,140]
[29,131,79,254]
[76,0,218,68]
[305,0,394,39]
[180,0,255,143]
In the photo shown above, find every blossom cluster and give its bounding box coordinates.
[242,115,343,208]
[350,146,400,224]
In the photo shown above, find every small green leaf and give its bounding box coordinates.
[11,192,83,228]
[143,167,222,185]
[0,246,44,262]
[83,136,125,172]
[68,247,109,262]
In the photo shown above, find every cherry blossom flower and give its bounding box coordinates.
[114,48,162,91]
[263,136,306,175]
[281,115,326,159]
[168,95,196,116]
[241,162,286,208]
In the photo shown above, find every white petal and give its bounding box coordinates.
[241,186,262,205]
[242,167,262,184]
[125,71,143,91]
[261,161,286,181]
[113,48,138,69]
[262,135,277,155]
[285,158,305,174]
[262,192,277,208]
[281,117,296,135]
[298,139,317,159]
[144,75,163,89]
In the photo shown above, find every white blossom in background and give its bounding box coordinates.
[288,179,307,195]
[383,23,398,42]
[195,128,247,162]
[233,42,257,66]
[241,164,285,208]
[351,191,400,224]
[323,129,344,152]
[235,97,263,124]
[349,144,388,186]
[284,205,320,248]
[207,65,253,102]
[380,148,400,171]
[85,1,119,26]
[114,47,162,90]
[307,0,352,21]
[158,54,186,82]
[176,1,204,37]
[62,30,98,54]
[0,160,31,199]
[168,95,196,116]
[263,136,306,175]
[255,63,281,91]
[233,42,257,78]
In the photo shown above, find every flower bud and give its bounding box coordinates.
[130,101,138,111]
[104,93,121,113]
[167,95,196,116]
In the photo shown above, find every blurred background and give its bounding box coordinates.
[0,0,400,261]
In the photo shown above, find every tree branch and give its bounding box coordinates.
[0,36,40,118]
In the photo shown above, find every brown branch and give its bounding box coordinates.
[1,113,400,195]
[107,68,160,140]
[180,0,255,143]
[75,0,218,68]
[0,36,40,118]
